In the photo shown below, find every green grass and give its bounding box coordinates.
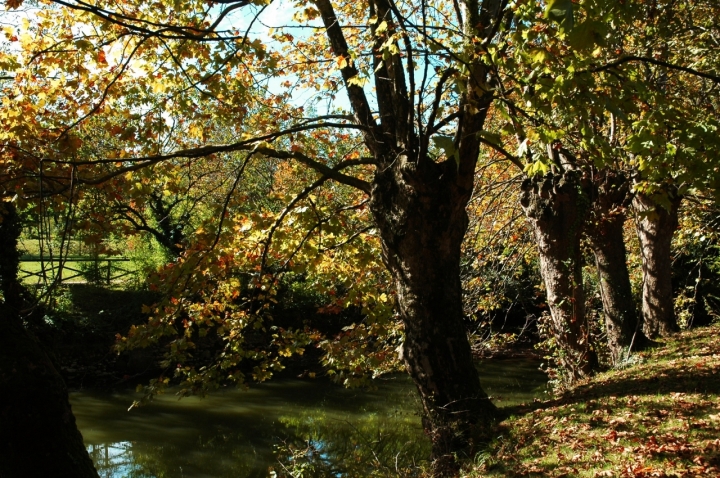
[466,323,720,477]
[18,258,140,285]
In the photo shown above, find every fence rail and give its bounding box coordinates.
[19,257,134,285]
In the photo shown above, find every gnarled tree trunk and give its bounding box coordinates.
[0,201,99,478]
[314,0,507,471]
[586,171,648,364]
[521,170,596,382]
[371,158,497,469]
[633,189,682,338]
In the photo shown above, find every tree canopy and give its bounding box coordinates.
[2,0,720,474]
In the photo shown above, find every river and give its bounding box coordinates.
[71,359,547,477]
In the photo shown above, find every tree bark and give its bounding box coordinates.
[586,171,648,364]
[520,170,596,382]
[0,201,99,478]
[314,0,506,471]
[633,190,682,338]
[371,157,497,470]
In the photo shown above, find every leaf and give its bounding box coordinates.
[530,48,548,64]
[477,130,503,148]
[524,159,549,177]
[544,0,574,32]
[516,138,529,157]
[347,75,368,87]
[432,135,459,169]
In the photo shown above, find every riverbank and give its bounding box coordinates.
[467,322,720,477]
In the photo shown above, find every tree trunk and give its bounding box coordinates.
[0,201,99,478]
[371,158,496,471]
[586,171,648,364]
[633,190,682,338]
[314,0,505,471]
[520,170,596,382]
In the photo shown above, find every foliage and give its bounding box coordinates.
[672,201,720,329]
[2,0,720,469]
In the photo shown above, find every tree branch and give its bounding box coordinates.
[584,55,720,84]
[476,136,524,170]
[314,0,383,156]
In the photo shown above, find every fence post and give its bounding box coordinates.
[106,260,111,285]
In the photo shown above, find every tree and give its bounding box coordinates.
[586,170,646,363]
[621,0,720,338]
[495,0,719,362]
[1,0,512,470]
[520,157,596,381]
[0,199,99,478]
[2,0,720,473]
[633,187,682,337]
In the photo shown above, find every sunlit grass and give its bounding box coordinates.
[467,323,720,477]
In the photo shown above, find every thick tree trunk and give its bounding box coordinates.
[520,170,596,382]
[633,190,682,338]
[0,201,99,478]
[586,171,648,364]
[371,158,496,471]
[315,0,505,471]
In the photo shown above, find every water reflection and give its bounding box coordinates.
[72,359,546,477]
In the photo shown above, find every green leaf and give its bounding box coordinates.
[477,130,503,147]
[432,135,459,169]
[544,0,574,32]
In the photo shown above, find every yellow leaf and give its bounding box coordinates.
[347,75,368,87]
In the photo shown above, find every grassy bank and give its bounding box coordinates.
[469,323,720,477]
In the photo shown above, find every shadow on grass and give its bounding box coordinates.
[503,327,720,419]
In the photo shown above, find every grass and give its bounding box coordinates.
[467,323,720,477]
[18,258,138,285]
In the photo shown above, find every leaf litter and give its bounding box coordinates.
[466,323,720,477]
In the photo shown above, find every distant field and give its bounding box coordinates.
[17,235,140,285]
[19,258,138,285]
[19,237,97,259]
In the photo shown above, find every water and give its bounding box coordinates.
[71,359,547,478]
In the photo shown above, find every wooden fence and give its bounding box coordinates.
[19,257,134,285]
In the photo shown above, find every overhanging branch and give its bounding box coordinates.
[584,55,720,84]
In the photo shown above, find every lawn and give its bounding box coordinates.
[468,323,720,477]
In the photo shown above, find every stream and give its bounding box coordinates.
[71,359,547,477]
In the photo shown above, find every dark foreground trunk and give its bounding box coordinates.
[371,159,496,472]
[633,191,682,338]
[586,172,648,364]
[0,201,99,478]
[520,170,596,382]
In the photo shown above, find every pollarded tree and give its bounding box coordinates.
[586,170,647,364]
[610,0,720,338]
[494,0,719,362]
